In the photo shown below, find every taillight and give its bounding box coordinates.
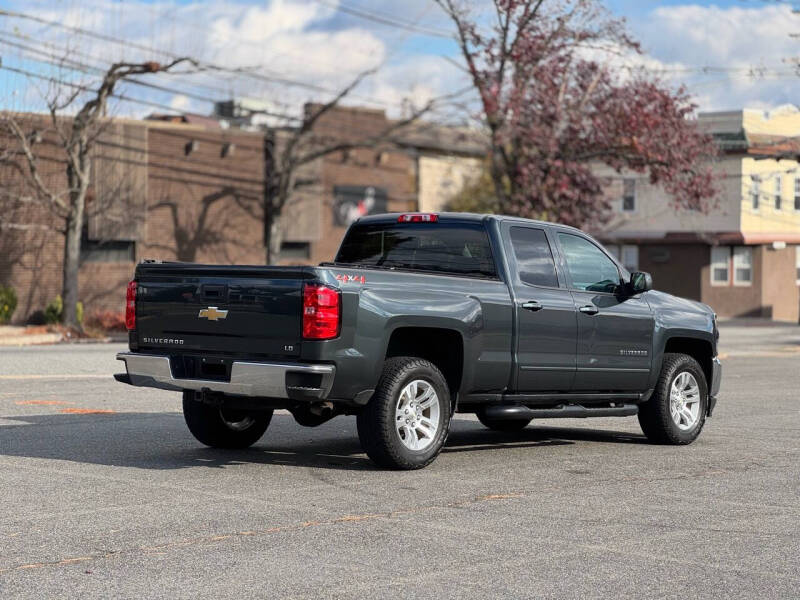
[303,283,340,339]
[125,280,137,331]
[397,213,438,223]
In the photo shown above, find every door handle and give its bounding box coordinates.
[578,304,599,315]
[521,300,543,312]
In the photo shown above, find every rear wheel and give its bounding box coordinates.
[638,353,708,445]
[357,357,451,470]
[182,391,272,449]
[476,410,532,431]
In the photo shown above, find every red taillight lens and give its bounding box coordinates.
[125,280,137,331]
[303,283,340,339]
[397,213,438,223]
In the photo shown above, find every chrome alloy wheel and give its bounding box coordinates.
[219,409,256,432]
[395,379,440,451]
[669,371,701,431]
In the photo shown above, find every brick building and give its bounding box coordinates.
[0,106,486,323]
[0,114,266,323]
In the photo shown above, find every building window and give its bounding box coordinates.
[622,179,636,212]
[794,178,800,211]
[733,246,753,286]
[80,240,135,263]
[796,246,800,285]
[751,176,760,210]
[710,246,730,286]
[774,175,782,210]
[605,244,620,259]
[621,245,639,271]
[280,241,311,260]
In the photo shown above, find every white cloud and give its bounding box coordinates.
[7,0,793,120]
[2,0,446,120]
[169,94,191,111]
[630,3,800,111]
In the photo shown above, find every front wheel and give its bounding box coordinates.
[638,353,708,445]
[182,391,272,449]
[357,357,451,470]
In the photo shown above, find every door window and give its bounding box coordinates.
[509,227,559,287]
[558,233,621,293]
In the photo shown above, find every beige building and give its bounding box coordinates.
[596,105,800,322]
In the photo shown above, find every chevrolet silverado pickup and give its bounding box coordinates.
[116,213,722,469]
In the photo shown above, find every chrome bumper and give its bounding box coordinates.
[116,353,335,400]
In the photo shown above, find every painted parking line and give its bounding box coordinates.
[14,400,74,406]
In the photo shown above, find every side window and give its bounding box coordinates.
[557,233,621,293]
[509,227,559,287]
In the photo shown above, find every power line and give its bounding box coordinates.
[0,27,246,101]
[0,34,300,122]
[310,0,452,39]
[0,8,412,110]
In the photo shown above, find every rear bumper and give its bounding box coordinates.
[115,353,335,400]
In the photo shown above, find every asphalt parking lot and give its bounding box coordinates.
[1,324,799,599]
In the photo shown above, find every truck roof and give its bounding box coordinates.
[355,212,584,234]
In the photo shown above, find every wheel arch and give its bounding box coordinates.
[661,336,714,388]
[385,326,465,406]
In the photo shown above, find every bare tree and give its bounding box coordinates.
[0,59,193,327]
[262,70,437,264]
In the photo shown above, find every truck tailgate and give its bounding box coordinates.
[134,264,306,358]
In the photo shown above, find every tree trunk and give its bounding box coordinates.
[265,211,283,265]
[62,161,88,330]
[489,149,510,211]
[61,202,83,328]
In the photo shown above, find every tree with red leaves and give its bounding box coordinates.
[435,0,717,227]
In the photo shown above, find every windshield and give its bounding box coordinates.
[335,221,498,279]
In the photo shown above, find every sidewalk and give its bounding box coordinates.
[0,326,63,347]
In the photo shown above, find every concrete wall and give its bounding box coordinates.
[597,157,742,240]
[417,154,483,213]
[761,244,800,323]
[636,242,799,322]
[638,244,706,301]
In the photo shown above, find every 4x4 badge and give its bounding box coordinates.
[198,307,228,321]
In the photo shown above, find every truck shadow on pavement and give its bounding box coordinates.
[0,412,647,471]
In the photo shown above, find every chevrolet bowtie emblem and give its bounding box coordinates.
[198,307,228,321]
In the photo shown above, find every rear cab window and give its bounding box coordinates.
[509,226,559,287]
[334,221,498,279]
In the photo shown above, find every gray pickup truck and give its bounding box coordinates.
[116,212,721,469]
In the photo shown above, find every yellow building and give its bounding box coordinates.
[597,106,800,322]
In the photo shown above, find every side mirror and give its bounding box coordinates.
[630,271,653,294]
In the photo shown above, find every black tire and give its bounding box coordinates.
[638,353,708,445]
[182,391,272,449]
[476,410,532,431]
[357,357,451,470]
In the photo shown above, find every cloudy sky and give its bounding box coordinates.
[1,0,798,122]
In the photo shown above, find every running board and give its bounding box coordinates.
[483,403,639,421]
